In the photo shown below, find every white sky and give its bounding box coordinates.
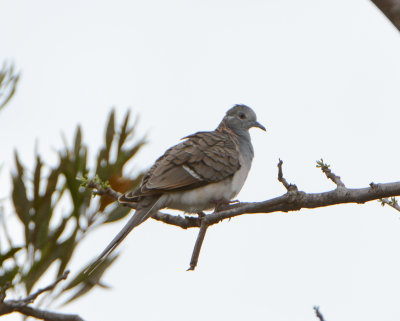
[2,1,400,320]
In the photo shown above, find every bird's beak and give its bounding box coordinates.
[252,121,266,131]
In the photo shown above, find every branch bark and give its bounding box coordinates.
[313,306,326,321]
[380,197,400,212]
[187,219,209,271]
[371,0,400,31]
[0,271,84,321]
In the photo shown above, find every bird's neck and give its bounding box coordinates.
[216,121,254,160]
[216,120,237,136]
[237,132,254,161]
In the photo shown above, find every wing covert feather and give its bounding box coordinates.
[131,131,240,197]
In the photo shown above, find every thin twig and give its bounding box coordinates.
[316,159,345,188]
[277,159,297,191]
[313,306,326,321]
[23,270,69,304]
[87,180,122,200]
[15,306,84,321]
[380,197,400,212]
[0,282,10,303]
[187,219,209,271]
[0,271,84,320]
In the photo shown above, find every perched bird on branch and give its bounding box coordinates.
[88,104,265,272]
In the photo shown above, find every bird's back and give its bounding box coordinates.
[121,130,242,203]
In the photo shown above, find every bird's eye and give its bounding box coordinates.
[238,113,246,120]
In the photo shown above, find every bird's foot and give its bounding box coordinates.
[196,211,206,218]
[211,199,230,213]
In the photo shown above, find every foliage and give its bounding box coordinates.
[0,62,19,111]
[0,109,145,306]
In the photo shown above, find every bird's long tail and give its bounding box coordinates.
[85,195,162,274]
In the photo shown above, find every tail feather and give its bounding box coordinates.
[85,196,162,274]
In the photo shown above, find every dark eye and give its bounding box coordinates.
[238,113,246,120]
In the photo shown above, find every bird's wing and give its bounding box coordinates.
[121,131,240,200]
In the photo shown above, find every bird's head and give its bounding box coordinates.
[219,104,266,134]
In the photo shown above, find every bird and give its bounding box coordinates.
[87,104,265,272]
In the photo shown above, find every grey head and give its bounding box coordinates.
[218,104,266,135]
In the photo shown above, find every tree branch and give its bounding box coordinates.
[380,197,400,212]
[0,270,84,321]
[316,159,346,188]
[277,159,297,192]
[86,162,400,228]
[187,219,209,271]
[313,306,326,321]
[371,0,400,32]
[85,160,400,269]
[23,270,69,304]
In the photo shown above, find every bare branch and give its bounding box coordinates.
[151,211,200,229]
[85,165,400,269]
[313,306,326,321]
[23,270,69,304]
[0,283,10,303]
[187,219,209,271]
[371,0,400,32]
[205,180,400,225]
[86,178,400,229]
[380,197,400,212]
[277,159,298,192]
[316,159,345,188]
[86,180,122,200]
[0,270,84,321]
[11,306,84,321]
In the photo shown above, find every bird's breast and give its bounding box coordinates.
[163,179,232,213]
[164,157,251,214]
[230,154,251,197]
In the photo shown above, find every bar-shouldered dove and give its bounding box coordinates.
[88,104,265,272]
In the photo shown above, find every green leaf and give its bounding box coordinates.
[49,217,69,241]
[11,152,31,244]
[56,230,78,278]
[73,126,82,158]
[32,155,45,249]
[0,246,22,265]
[104,206,131,223]
[0,63,19,111]
[23,242,57,293]
[0,265,19,286]
[105,109,115,162]
[117,110,130,153]
[61,254,118,305]
[115,142,146,170]
[33,155,42,202]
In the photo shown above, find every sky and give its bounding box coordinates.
[1,1,400,320]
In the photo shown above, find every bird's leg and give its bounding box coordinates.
[196,211,206,218]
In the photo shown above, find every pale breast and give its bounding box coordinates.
[164,156,251,213]
[229,153,251,199]
[164,177,234,213]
